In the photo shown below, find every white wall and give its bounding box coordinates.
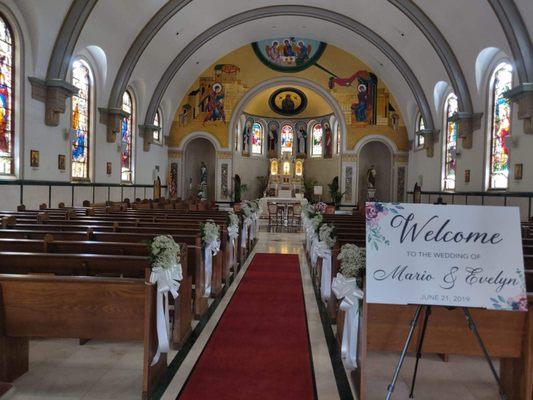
[303,156,341,202]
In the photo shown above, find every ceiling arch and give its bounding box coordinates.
[387,0,473,115]
[46,0,97,82]
[142,5,435,134]
[106,0,192,111]
[487,0,532,83]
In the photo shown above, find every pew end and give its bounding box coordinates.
[0,274,166,399]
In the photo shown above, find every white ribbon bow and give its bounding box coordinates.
[228,224,239,269]
[203,239,220,297]
[241,217,252,248]
[314,242,332,302]
[332,273,364,370]
[149,261,183,366]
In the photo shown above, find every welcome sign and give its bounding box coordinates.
[366,202,528,311]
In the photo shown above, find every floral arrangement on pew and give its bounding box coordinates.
[314,201,327,214]
[147,235,183,366]
[240,202,253,248]
[248,199,261,239]
[200,220,221,298]
[227,211,240,268]
[332,243,366,370]
[312,223,337,301]
[338,243,366,288]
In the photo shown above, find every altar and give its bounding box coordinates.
[266,154,304,197]
[260,154,308,218]
[259,196,308,218]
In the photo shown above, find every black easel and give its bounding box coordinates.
[385,305,508,400]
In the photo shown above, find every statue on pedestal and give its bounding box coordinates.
[198,162,208,200]
[366,165,376,200]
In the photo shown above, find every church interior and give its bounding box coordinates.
[0,1,532,399]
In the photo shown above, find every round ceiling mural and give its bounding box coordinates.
[268,87,308,116]
[251,37,326,72]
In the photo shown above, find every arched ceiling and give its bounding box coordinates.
[12,0,532,138]
[243,84,333,119]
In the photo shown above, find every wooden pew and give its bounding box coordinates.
[0,246,193,348]
[0,273,165,399]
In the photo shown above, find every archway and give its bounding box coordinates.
[183,138,216,201]
[358,140,393,205]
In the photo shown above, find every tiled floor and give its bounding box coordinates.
[4,224,504,400]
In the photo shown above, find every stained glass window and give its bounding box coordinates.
[121,91,134,182]
[280,124,293,154]
[488,63,512,190]
[443,93,458,190]
[153,110,161,143]
[70,60,91,180]
[0,16,14,175]
[311,123,323,157]
[416,114,425,149]
[251,122,263,154]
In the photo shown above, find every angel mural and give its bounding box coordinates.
[203,83,225,123]
[329,71,378,124]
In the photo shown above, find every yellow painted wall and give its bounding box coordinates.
[169,43,408,151]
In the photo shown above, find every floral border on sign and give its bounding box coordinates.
[366,202,404,251]
[490,268,528,311]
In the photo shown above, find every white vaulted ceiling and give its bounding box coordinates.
[10,0,531,137]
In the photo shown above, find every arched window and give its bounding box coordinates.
[442,93,458,190]
[70,59,92,180]
[416,113,425,149]
[121,90,135,182]
[280,124,293,154]
[251,122,263,154]
[311,123,323,157]
[153,109,162,143]
[487,62,513,190]
[0,15,14,175]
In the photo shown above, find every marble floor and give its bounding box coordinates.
[4,225,503,400]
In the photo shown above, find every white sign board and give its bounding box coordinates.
[366,202,528,311]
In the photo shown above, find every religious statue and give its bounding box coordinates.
[242,120,252,155]
[367,165,376,189]
[296,126,307,156]
[198,162,208,200]
[268,125,278,157]
[323,122,333,158]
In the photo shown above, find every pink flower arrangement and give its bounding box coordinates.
[314,202,327,214]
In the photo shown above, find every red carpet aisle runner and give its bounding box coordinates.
[178,253,315,400]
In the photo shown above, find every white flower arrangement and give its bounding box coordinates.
[227,211,240,229]
[319,223,337,249]
[337,243,366,283]
[248,199,260,212]
[241,202,254,219]
[310,213,323,231]
[303,203,315,218]
[149,235,181,270]
[200,220,220,245]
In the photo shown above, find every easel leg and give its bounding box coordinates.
[409,305,432,398]
[462,308,508,400]
[386,305,423,400]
